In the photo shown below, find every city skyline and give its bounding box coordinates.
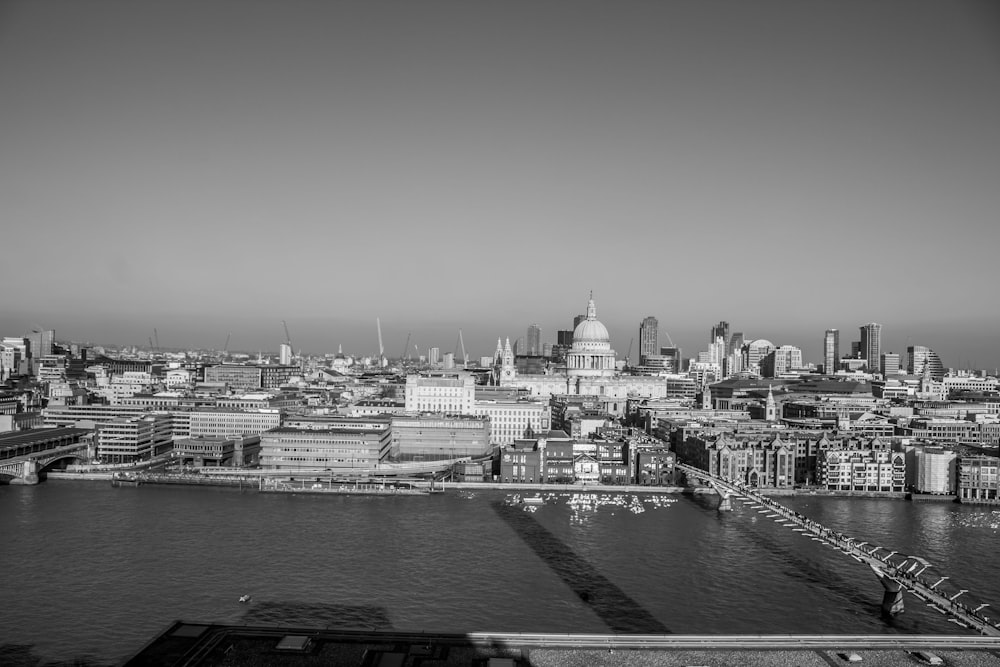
[2,307,989,375]
[2,1,998,367]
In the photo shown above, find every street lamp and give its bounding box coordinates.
[931,577,950,590]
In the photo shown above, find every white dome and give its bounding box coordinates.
[573,318,610,344]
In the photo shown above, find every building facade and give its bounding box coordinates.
[824,329,840,374]
[404,372,476,414]
[389,414,491,462]
[639,316,658,364]
[859,323,882,371]
[259,427,391,473]
[96,414,174,464]
[957,456,998,503]
[817,449,905,493]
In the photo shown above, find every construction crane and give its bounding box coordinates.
[153,328,160,352]
[402,332,412,361]
[456,329,468,368]
[626,337,634,366]
[222,332,231,359]
[376,317,386,367]
[663,330,676,347]
[282,320,292,347]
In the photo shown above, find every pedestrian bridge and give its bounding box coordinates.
[676,462,1000,637]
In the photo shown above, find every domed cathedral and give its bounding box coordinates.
[566,294,617,378]
[493,293,673,415]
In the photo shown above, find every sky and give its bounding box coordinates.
[1,0,998,369]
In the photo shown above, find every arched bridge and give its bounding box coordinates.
[677,462,1000,636]
[0,428,91,484]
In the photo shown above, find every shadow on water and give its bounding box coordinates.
[491,500,671,634]
[682,493,942,634]
[0,643,112,667]
[240,601,393,630]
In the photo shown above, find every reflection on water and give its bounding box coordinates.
[953,508,1000,532]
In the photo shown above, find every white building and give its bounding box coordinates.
[404,371,475,414]
[165,368,195,387]
[96,413,173,464]
[818,449,905,492]
[188,409,282,439]
[473,399,550,446]
[905,445,957,495]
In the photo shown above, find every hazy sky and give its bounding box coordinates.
[2,1,998,368]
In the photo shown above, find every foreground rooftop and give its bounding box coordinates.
[124,622,1000,666]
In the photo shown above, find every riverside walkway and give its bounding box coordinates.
[676,462,1000,637]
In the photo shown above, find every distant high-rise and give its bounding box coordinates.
[573,314,586,330]
[556,330,574,346]
[710,321,730,348]
[881,352,900,377]
[279,343,293,366]
[27,329,54,359]
[859,323,882,371]
[823,329,840,374]
[728,332,744,358]
[428,347,440,366]
[659,346,682,374]
[639,316,658,364]
[526,324,541,356]
[908,346,945,380]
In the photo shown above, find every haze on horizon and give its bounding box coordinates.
[1,1,998,369]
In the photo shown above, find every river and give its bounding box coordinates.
[2,481,999,665]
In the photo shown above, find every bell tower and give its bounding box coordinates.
[499,337,517,386]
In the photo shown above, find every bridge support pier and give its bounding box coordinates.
[717,494,732,511]
[871,565,904,616]
[10,460,39,485]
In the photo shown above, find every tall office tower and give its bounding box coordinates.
[907,346,945,380]
[710,321,730,348]
[859,323,882,370]
[557,330,574,346]
[573,314,586,330]
[881,352,900,377]
[639,316,658,364]
[279,343,292,366]
[27,330,55,359]
[728,332,745,358]
[428,347,440,366]
[824,329,840,374]
[526,324,541,356]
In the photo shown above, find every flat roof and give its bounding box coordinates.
[0,427,89,451]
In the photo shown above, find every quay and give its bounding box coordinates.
[259,477,431,495]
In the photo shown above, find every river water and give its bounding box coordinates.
[2,481,999,665]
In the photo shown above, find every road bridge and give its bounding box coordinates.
[676,462,1000,636]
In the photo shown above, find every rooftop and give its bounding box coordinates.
[123,622,1000,667]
